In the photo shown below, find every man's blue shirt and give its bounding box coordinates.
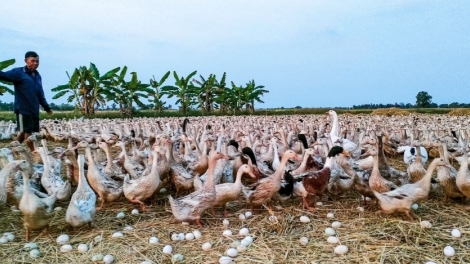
[0,66,51,117]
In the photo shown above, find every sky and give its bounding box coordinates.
[1,1,469,109]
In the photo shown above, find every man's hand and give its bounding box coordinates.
[47,111,53,115]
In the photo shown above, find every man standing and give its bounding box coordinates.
[0,51,52,151]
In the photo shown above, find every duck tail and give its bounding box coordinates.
[168,195,177,214]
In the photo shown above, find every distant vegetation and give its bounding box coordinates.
[1,59,469,118]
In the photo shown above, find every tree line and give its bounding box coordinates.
[0,59,269,117]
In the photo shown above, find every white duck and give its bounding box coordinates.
[65,154,96,228]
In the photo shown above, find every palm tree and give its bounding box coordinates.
[161,71,197,116]
[149,71,171,115]
[0,59,15,95]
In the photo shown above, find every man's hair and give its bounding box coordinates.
[25,51,39,59]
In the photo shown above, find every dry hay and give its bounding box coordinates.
[1,143,470,264]
[371,108,410,117]
[448,109,470,116]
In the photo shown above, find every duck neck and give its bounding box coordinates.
[324,156,334,169]
[458,151,469,180]
[84,147,96,169]
[234,168,245,185]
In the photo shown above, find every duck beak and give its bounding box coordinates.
[342,150,351,158]
[293,154,301,161]
[247,168,256,179]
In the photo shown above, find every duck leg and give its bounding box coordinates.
[223,204,232,217]
[96,199,105,211]
[130,199,147,212]
[195,219,203,228]
[25,229,30,242]
[302,196,315,211]
[405,210,414,221]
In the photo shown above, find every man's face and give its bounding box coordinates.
[25,56,39,71]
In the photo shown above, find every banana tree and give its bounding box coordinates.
[245,80,269,112]
[149,71,170,115]
[105,67,152,117]
[51,63,119,115]
[212,72,229,113]
[192,74,218,114]
[229,81,246,115]
[123,72,152,116]
[161,70,197,116]
[0,59,16,95]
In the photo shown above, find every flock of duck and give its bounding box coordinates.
[0,110,470,242]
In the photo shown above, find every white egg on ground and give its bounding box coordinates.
[327,212,334,219]
[185,233,195,240]
[240,238,251,247]
[411,203,419,210]
[425,262,437,264]
[124,226,134,231]
[29,249,40,258]
[244,236,254,244]
[245,211,252,218]
[193,230,202,239]
[443,245,455,257]
[316,202,323,206]
[131,209,139,215]
[223,219,230,226]
[54,206,62,211]
[4,233,14,241]
[239,214,246,220]
[451,229,461,238]
[149,237,159,244]
[331,221,342,229]
[325,227,336,236]
[226,248,238,257]
[177,233,185,241]
[24,242,38,250]
[94,235,102,243]
[0,237,8,244]
[219,256,233,264]
[56,234,70,245]
[160,188,167,193]
[116,212,125,219]
[230,240,241,248]
[103,254,115,264]
[237,244,247,252]
[239,228,249,236]
[299,216,310,223]
[141,261,153,264]
[172,253,184,262]
[92,253,104,261]
[202,242,212,251]
[60,244,73,253]
[112,232,124,238]
[162,245,173,254]
[420,221,432,229]
[223,230,232,237]
[357,206,365,212]
[77,243,88,253]
[327,236,339,244]
[171,233,180,241]
[299,237,309,245]
[334,245,348,255]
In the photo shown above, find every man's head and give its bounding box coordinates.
[24,51,39,71]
